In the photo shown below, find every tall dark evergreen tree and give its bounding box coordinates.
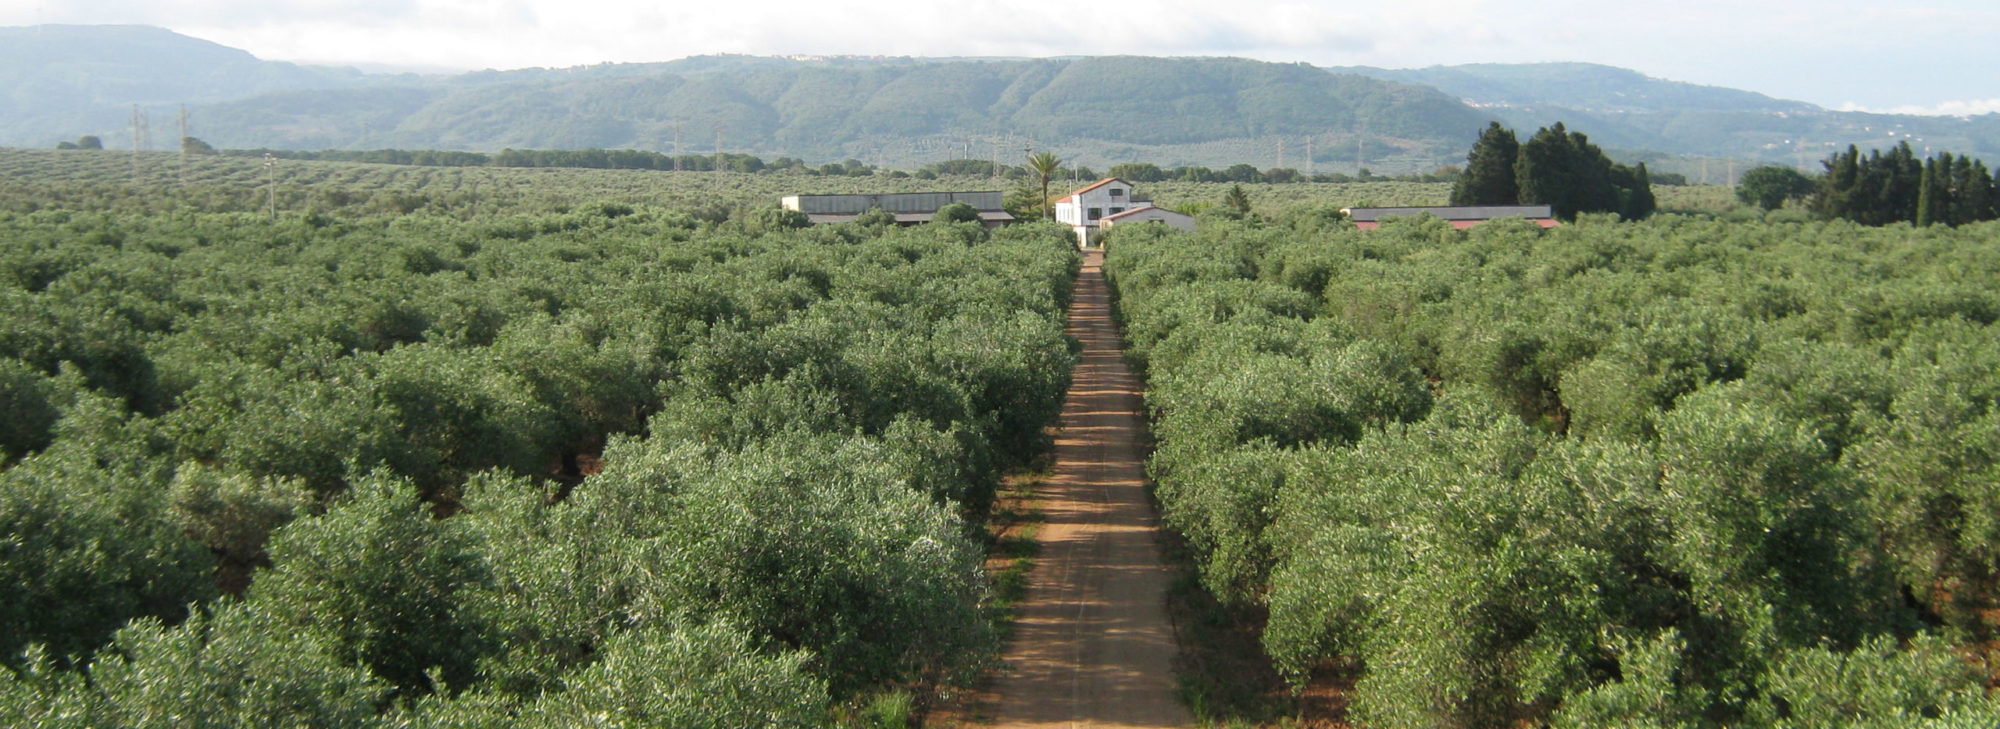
[1621,162,1657,220]
[1813,144,2000,226]
[1917,157,1943,227]
[1815,145,1862,220]
[1512,122,1641,220]
[1516,123,1578,218]
[1949,156,1995,225]
[1450,122,1520,206]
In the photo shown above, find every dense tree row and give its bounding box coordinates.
[0,203,1079,725]
[1105,213,2000,727]
[1451,121,1657,221]
[1810,142,2000,227]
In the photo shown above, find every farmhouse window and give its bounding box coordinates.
[1109,188,1124,198]
[1089,207,1102,220]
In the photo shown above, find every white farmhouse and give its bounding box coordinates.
[1053,177,1144,248]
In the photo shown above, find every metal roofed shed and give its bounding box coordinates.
[1344,205,1559,230]
[781,191,1016,227]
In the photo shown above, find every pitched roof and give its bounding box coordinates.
[1056,177,1131,201]
[1342,205,1555,222]
[1101,205,1189,222]
[804,211,1016,225]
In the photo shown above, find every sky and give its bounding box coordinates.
[9,0,1998,114]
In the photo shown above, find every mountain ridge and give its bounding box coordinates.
[4,25,1997,172]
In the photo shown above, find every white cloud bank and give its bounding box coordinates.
[1838,99,2000,117]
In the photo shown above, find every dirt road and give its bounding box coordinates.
[988,249,1191,729]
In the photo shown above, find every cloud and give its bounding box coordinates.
[1837,99,2000,117]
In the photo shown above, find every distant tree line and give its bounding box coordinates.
[1450,121,1656,221]
[1814,143,1998,226]
[130,144,1462,184]
[1731,142,1999,227]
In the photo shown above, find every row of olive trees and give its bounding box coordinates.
[0,202,1080,726]
[1104,212,2000,728]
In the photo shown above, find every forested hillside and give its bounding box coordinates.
[0,171,1081,724]
[185,56,1486,169]
[1107,213,2000,727]
[14,25,2000,173]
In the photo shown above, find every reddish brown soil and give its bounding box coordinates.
[986,250,1192,728]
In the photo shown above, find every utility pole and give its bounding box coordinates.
[1275,138,1285,170]
[672,119,684,171]
[991,136,1002,179]
[1355,119,1367,175]
[1305,135,1315,176]
[178,104,190,187]
[130,105,149,185]
[712,123,724,172]
[263,152,277,221]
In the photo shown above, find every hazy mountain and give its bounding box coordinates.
[184,55,1492,169]
[4,25,1997,173]
[0,25,392,144]
[1332,62,1814,114]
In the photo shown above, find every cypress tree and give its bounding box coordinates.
[1816,146,1861,220]
[1517,123,1577,218]
[1948,155,1991,225]
[1884,142,1923,224]
[1515,122,1637,220]
[1450,122,1520,206]
[1972,160,1999,223]
[1622,162,1657,220]
[1917,158,1940,227]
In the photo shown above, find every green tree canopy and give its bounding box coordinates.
[1737,165,1817,211]
[1449,121,1520,206]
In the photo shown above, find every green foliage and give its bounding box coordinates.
[595,432,995,693]
[931,201,979,224]
[248,472,495,695]
[168,464,309,579]
[1809,141,2000,226]
[0,162,1082,723]
[71,604,385,729]
[1222,184,1252,217]
[1106,212,2000,726]
[1737,165,1817,210]
[0,357,66,462]
[1515,122,1656,220]
[421,623,827,729]
[1450,121,1520,206]
[0,419,215,667]
[1027,151,1062,221]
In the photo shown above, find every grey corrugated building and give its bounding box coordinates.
[781,192,1015,227]
[1344,205,1558,230]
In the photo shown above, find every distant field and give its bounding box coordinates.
[0,148,1741,218]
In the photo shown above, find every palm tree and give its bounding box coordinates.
[1027,151,1062,221]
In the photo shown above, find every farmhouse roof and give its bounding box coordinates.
[803,211,1016,225]
[1101,205,1187,222]
[1056,177,1132,201]
[1342,205,1554,222]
